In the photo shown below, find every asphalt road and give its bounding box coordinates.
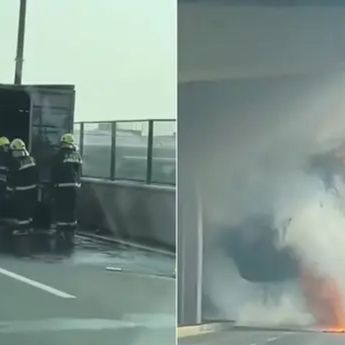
[179,329,345,345]
[0,235,175,345]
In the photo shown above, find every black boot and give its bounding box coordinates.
[56,229,75,252]
[12,228,32,256]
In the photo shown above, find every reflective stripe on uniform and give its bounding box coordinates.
[18,162,36,170]
[16,218,33,225]
[63,158,82,164]
[56,221,77,226]
[0,166,9,172]
[57,182,81,188]
[8,184,37,191]
[16,184,37,191]
[0,175,7,182]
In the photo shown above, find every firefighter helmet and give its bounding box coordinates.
[10,138,26,151]
[61,133,75,147]
[0,137,10,147]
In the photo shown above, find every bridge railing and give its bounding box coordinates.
[73,119,176,185]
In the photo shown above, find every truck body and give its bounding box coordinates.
[0,84,75,229]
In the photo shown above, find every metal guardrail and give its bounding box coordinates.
[73,119,176,186]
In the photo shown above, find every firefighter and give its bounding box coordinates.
[8,138,38,235]
[52,133,82,244]
[0,137,10,219]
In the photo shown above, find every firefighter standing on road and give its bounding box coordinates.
[52,133,82,244]
[8,138,38,235]
[0,137,11,219]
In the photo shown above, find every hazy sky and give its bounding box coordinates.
[0,0,176,121]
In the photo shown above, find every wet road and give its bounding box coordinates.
[0,235,175,345]
[179,329,345,345]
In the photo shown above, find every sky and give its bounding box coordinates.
[0,0,176,121]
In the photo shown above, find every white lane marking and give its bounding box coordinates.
[267,337,279,342]
[249,343,257,345]
[0,267,76,299]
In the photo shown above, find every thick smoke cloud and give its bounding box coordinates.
[180,70,345,325]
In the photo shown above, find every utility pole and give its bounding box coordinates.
[14,0,27,85]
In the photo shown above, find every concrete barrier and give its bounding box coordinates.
[77,178,175,249]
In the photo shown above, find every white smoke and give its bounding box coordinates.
[203,169,345,326]
[203,242,312,326]
[281,178,345,287]
[192,72,345,327]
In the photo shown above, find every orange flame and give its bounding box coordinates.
[301,266,345,332]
